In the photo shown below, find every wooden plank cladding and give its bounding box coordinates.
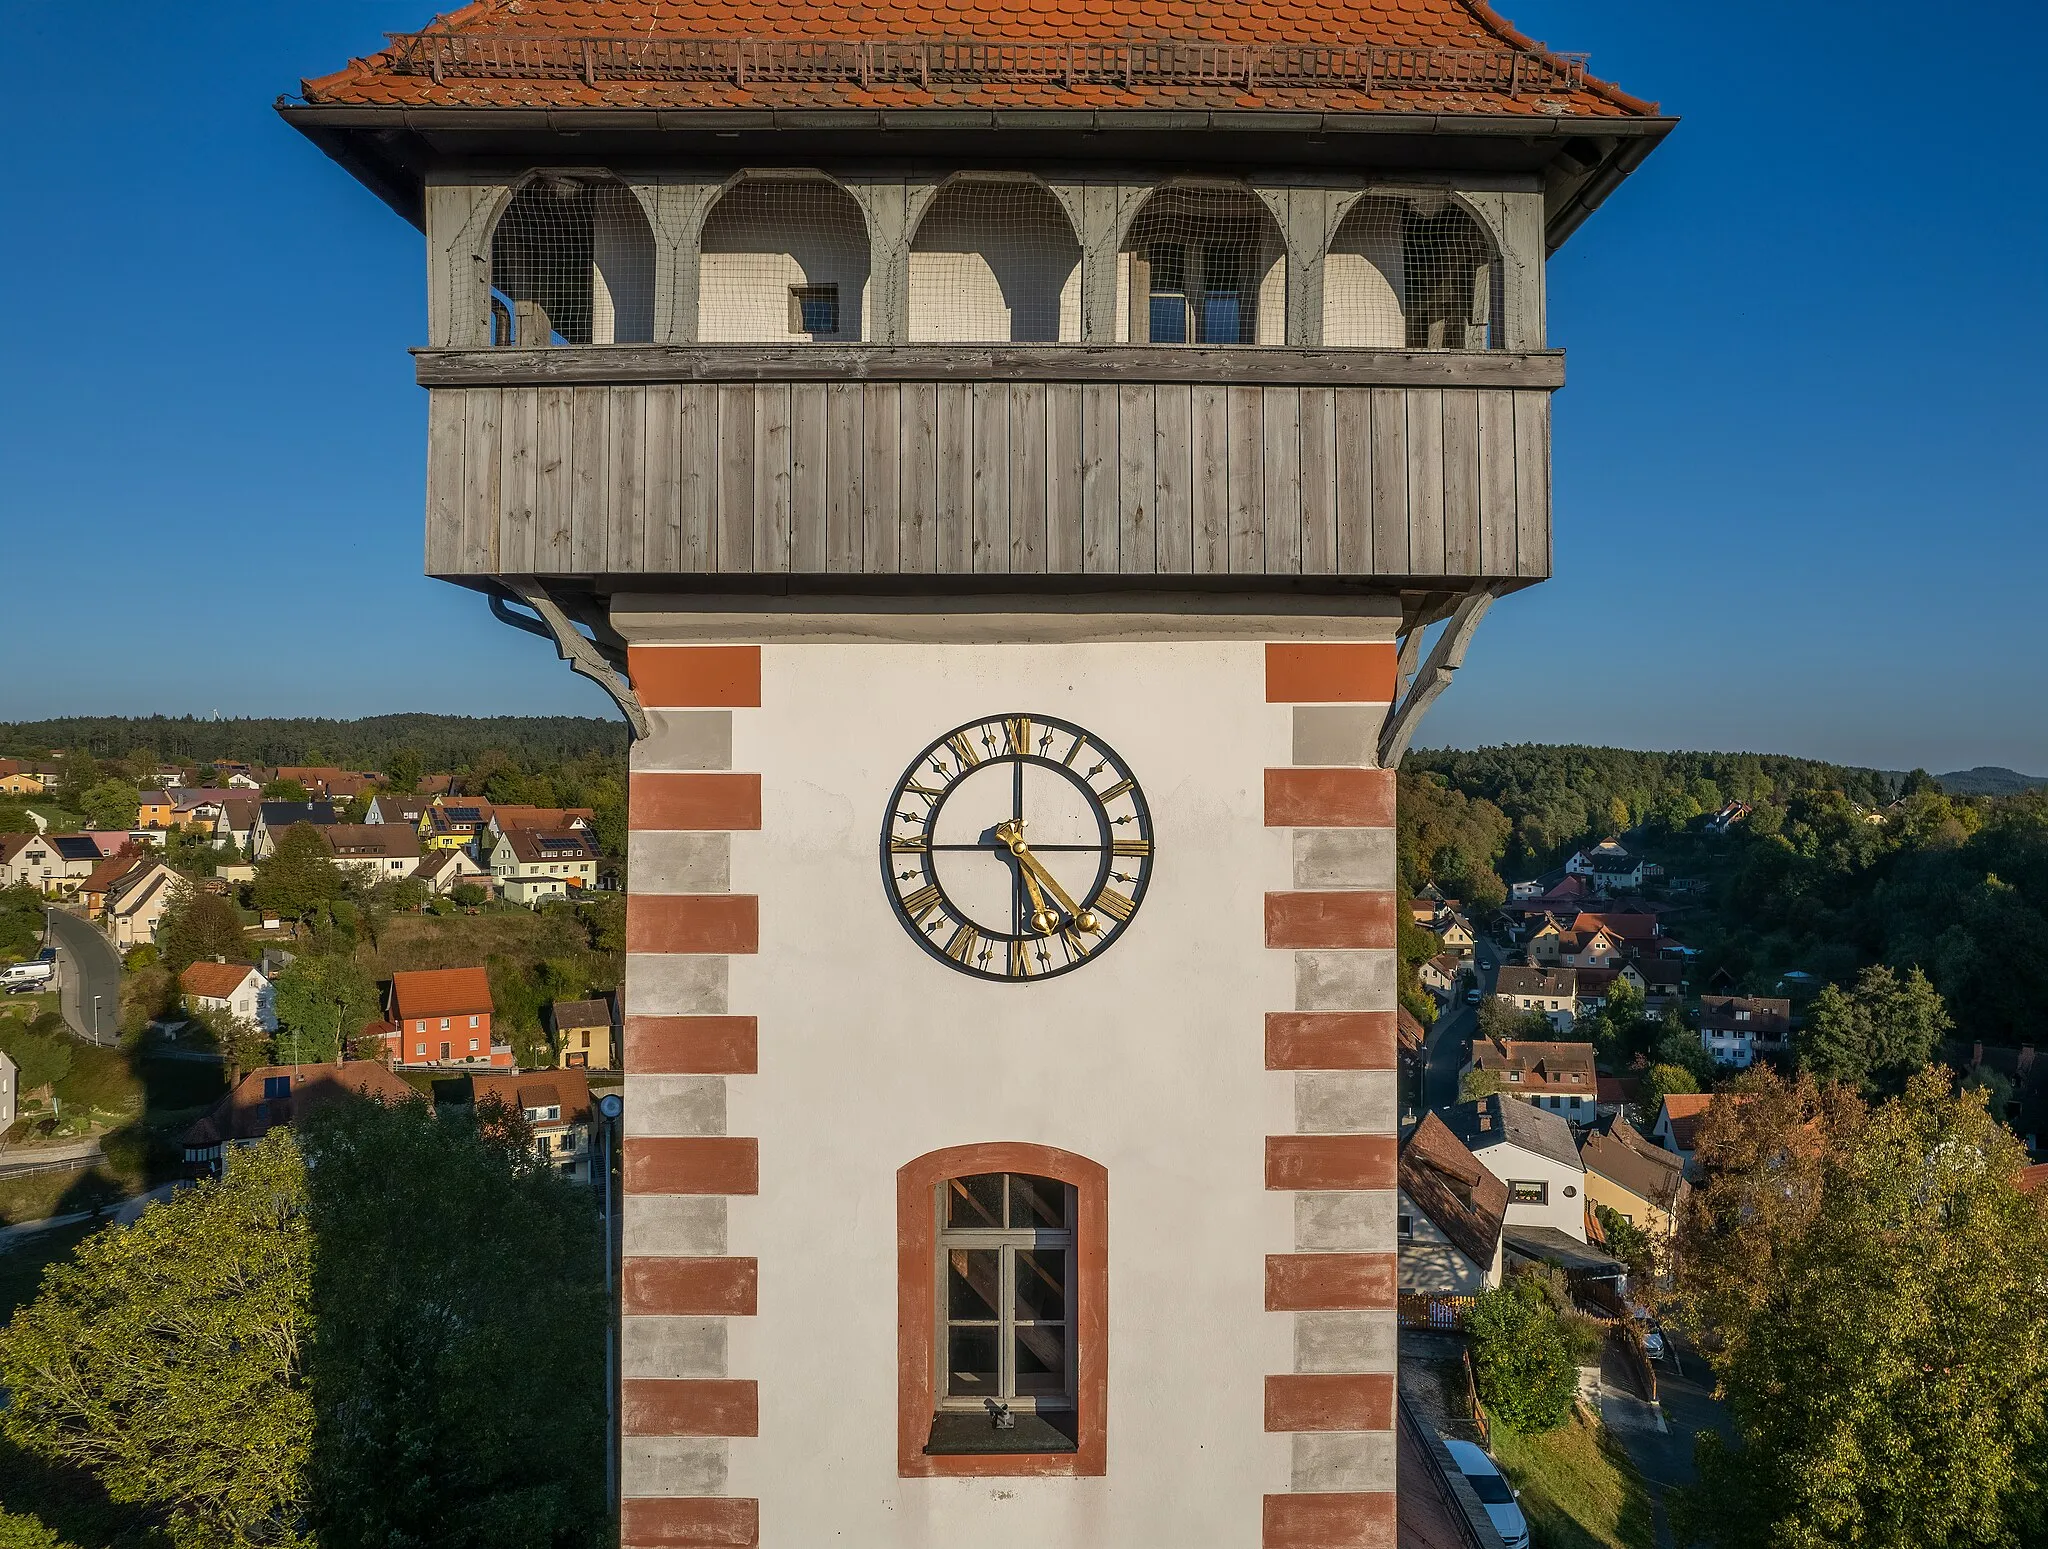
[426,375,1551,582]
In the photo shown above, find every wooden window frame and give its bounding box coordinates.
[897,1142,1107,1478]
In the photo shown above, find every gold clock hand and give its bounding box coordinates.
[997,822,1100,933]
[1016,861,1060,937]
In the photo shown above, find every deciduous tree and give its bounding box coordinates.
[252,826,341,923]
[77,782,140,833]
[271,955,378,1065]
[1672,1069,2048,1548]
[0,1132,312,1549]
[1800,964,1952,1095]
[157,885,247,973]
[1465,1275,1577,1434]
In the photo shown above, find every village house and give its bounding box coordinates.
[1596,1075,1644,1124]
[1526,913,1566,965]
[321,823,423,882]
[1465,1036,1598,1125]
[250,801,341,860]
[1397,1112,1508,1296]
[487,804,597,842]
[213,796,262,854]
[364,793,434,827]
[105,859,179,947]
[1557,923,1626,970]
[382,967,512,1069]
[273,767,378,801]
[179,1061,419,1175]
[420,798,496,852]
[1443,1096,1589,1246]
[465,1069,597,1181]
[1638,954,1685,1013]
[1492,964,1580,1032]
[417,847,491,896]
[1572,962,1646,1019]
[1578,1113,1688,1239]
[1565,840,1632,879]
[0,834,54,892]
[0,761,48,796]
[1698,994,1793,1068]
[135,790,179,831]
[179,960,278,1032]
[551,997,615,1071]
[1430,911,1476,957]
[1418,952,1464,999]
[1651,1092,1729,1176]
[489,829,599,905]
[168,788,237,832]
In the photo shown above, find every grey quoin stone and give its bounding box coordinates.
[625,1074,729,1138]
[1294,950,1397,1012]
[621,1437,728,1498]
[1294,1311,1397,1374]
[1292,1432,1397,1493]
[1292,705,1382,768]
[632,709,733,772]
[624,953,728,1016]
[622,1315,729,1380]
[1295,1071,1399,1134]
[1294,1190,1398,1252]
[1292,828,1396,890]
[628,831,732,894]
[623,1195,728,1258]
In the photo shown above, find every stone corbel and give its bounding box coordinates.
[488,576,650,740]
[1378,586,1499,768]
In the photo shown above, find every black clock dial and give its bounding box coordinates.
[880,714,1154,982]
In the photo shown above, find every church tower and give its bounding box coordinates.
[287,8,1665,1543]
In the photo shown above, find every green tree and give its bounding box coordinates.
[1800,965,1953,1095]
[1640,1062,1699,1117]
[188,1005,273,1085]
[157,885,248,973]
[383,748,422,794]
[271,955,379,1065]
[260,779,309,802]
[0,1025,72,1095]
[1465,1276,1578,1434]
[0,1509,77,1549]
[252,826,342,923]
[0,1132,312,1549]
[1672,1069,2048,1548]
[1459,1067,1503,1103]
[77,781,140,832]
[1594,1203,1657,1284]
[299,1095,607,1548]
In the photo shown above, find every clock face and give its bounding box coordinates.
[881,714,1154,982]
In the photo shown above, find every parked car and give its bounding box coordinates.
[1643,1326,1666,1360]
[1463,987,1483,1005]
[1442,1437,1530,1549]
[1,960,55,989]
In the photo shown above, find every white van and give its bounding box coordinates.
[2,959,55,990]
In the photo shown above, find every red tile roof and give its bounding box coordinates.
[299,0,1656,118]
[391,966,495,1020]
[181,961,261,1000]
[181,1062,421,1149]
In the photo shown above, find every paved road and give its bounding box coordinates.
[1599,1335,1731,1549]
[0,1138,107,1176]
[45,907,120,1047]
[1420,935,1503,1112]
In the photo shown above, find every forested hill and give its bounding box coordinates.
[0,714,626,770]
[1400,743,2048,1049]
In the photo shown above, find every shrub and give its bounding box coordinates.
[1466,1276,1578,1434]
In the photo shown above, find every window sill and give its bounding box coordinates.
[924,1411,1078,1457]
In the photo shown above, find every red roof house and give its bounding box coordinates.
[385,967,512,1069]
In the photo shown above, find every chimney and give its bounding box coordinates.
[1972,1042,1984,1069]
[215,954,226,964]
[2021,1046,2037,1078]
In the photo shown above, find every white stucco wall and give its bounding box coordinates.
[1322,198,1406,349]
[698,181,872,343]
[1397,1188,1492,1296]
[1470,1138,1586,1242]
[714,642,1302,1546]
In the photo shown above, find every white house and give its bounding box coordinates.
[1398,1112,1507,1296]
[104,859,179,947]
[178,960,278,1033]
[0,1049,15,1133]
[1492,964,1579,1033]
[417,847,491,896]
[321,823,423,882]
[489,830,599,906]
[1444,1095,1588,1243]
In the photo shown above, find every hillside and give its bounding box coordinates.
[0,713,625,770]
[1938,766,2048,797]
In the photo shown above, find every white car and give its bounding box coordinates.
[1442,1437,1531,1549]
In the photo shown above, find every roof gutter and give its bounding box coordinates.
[1544,123,1671,253]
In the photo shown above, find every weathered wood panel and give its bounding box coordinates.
[431,376,1553,583]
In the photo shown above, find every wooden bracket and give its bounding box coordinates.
[489,576,651,741]
[1378,586,1497,769]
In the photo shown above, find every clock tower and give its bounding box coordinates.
[287,6,1666,1543]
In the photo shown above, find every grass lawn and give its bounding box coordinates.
[0,1217,96,1318]
[1489,1408,1656,1549]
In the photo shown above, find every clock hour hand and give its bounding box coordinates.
[995,821,1100,933]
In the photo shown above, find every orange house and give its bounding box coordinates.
[385,966,512,1069]
[136,791,178,830]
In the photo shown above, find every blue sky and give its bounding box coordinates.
[3,3,2043,774]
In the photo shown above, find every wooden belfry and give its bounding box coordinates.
[288,4,1665,1544]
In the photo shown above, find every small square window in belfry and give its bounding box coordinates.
[789,284,840,337]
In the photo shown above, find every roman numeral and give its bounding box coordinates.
[945,923,982,965]
[1009,938,1035,978]
[1060,927,1094,960]
[904,781,943,803]
[901,884,944,923]
[1094,888,1136,923]
[1097,777,1135,802]
[1003,716,1032,755]
[890,835,930,852]
[1062,733,1087,767]
[1111,838,1152,856]
[947,733,981,769]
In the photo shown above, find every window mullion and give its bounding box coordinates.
[998,1241,1016,1402]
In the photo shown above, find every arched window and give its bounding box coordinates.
[908,180,1081,343]
[1323,193,1502,350]
[489,174,654,346]
[1117,186,1286,345]
[697,177,870,343]
[896,1143,1107,1477]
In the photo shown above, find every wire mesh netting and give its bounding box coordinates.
[1116,186,1287,346]
[1322,192,1502,349]
[698,177,871,343]
[489,175,656,346]
[908,180,1081,344]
